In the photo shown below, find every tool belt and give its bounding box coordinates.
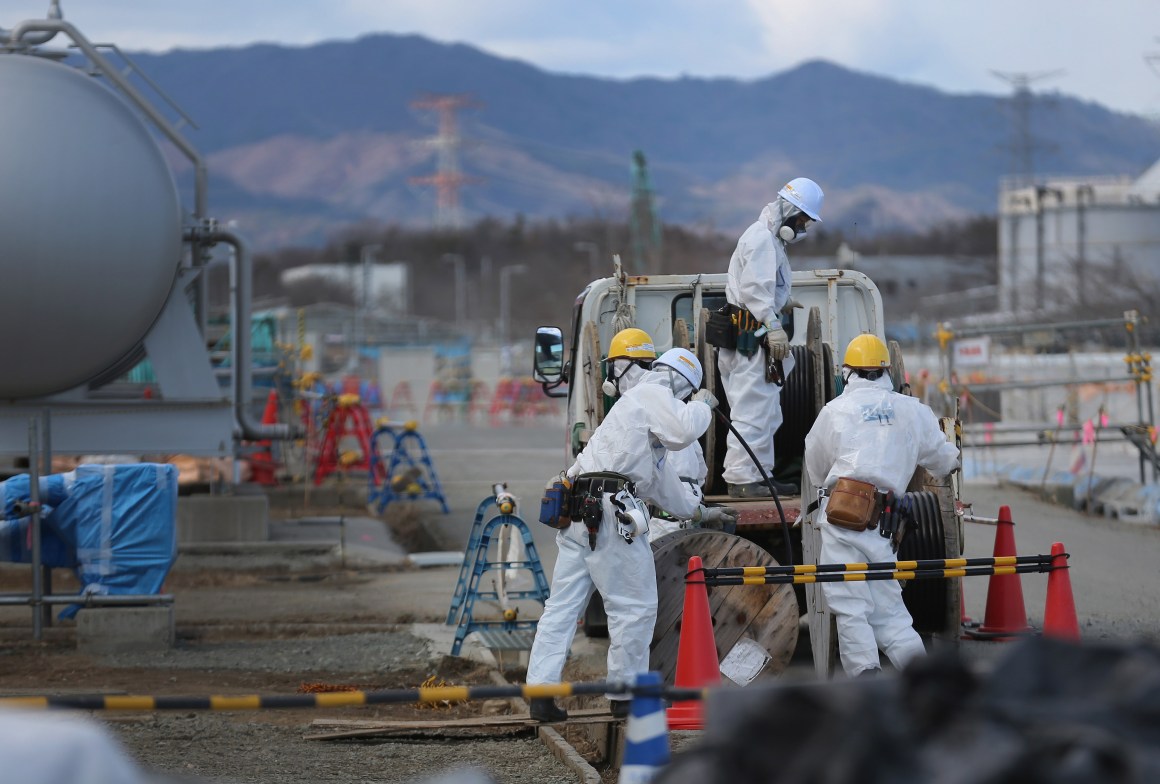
[570,472,633,504]
[705,305,738,350]
[705,303,764,358]
[823,477,885,532]
[570,472,634,550]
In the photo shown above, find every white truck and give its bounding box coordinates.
[532,261,962,679]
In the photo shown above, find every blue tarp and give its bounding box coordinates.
[0,464,178,618]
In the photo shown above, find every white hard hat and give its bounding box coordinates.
[778,177,824,222]
[654,347,703,389]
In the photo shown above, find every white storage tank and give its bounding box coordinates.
[0,53,181,399]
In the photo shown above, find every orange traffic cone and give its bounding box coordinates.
[971,505,1031,639]
[1042,541,1080,640]
[249,390,280,485]
[666,556,720,730]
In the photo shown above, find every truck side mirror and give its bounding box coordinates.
[533,326,565,383]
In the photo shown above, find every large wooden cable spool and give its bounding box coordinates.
[888,339,907,395]
[582,320,604,427]
[649,529,799,685]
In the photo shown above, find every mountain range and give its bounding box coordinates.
[123,33,1160,250]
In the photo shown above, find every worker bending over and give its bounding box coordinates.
[528,347,715,722]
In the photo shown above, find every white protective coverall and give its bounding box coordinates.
[647,440,709,542]
[719,201,797,485]
[804,374,960,676]
[606,359,709,541]
[526,373,712,694]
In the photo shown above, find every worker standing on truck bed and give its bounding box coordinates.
[718,177,824,498]
[804,334,960,677]
[527,348,716,722]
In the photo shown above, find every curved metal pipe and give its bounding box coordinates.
[0,1,63,46]
[202,228,292,441]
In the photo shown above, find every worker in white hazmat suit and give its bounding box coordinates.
[527,347,715,722]
[719,177,824,498]
[600,327,655,399]
[804,334,960,677]
[599,329,735,539]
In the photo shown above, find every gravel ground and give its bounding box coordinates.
[0,576,598,784]
[115,714,576,784]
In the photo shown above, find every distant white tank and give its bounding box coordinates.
[0,53,181,399]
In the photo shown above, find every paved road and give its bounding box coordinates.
[417,421,568,576]
[960,478,1160,643]
[415,422,1160,649]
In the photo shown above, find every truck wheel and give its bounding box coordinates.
[649,529,798,685]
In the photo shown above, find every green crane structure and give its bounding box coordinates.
[629,150,662,275]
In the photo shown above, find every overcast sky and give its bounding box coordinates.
[6,0,1160,117]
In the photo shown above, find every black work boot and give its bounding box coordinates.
[609,699,631,719]
[529,698,568,723]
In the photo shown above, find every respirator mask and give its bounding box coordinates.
[601,358,646,398]
[654,366,694,401]
[778,211,813,244]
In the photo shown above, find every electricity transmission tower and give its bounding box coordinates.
[991,70,1063,185]
[410,94,482,230]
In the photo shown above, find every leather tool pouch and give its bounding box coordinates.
[825,477,883,531]
[705,305,737,350]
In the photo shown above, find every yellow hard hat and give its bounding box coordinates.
[843,334,890,370]
[608,328,656,360]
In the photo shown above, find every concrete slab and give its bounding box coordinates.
[173,541,339,572]
[177,494,269,543]
[75,606,174,654]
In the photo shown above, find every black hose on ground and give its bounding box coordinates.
[712,408,793,567]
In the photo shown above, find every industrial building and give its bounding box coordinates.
[998,162,1160,314]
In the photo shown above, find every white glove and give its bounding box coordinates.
[780,298,803,316]
[694,505,738,530]
[690,389,718,409]
[765,323,790,361]
[545,472,570,491]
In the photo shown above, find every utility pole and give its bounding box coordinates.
[499,263,529,352]
[359,244,381,355]
[410,94,482,231]
[441,253,467,332]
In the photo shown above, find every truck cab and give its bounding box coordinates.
[533,262,962,678]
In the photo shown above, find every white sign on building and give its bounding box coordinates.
[954,335,991,367]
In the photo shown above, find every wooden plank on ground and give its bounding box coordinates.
[305,708,616,741]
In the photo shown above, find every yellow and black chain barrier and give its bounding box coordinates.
[698,553,1062,586]
[0,681,701,712]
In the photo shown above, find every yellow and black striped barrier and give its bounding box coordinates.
[0,681,703,712]
[703,559,1059,587]
[707,554,1055,579]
